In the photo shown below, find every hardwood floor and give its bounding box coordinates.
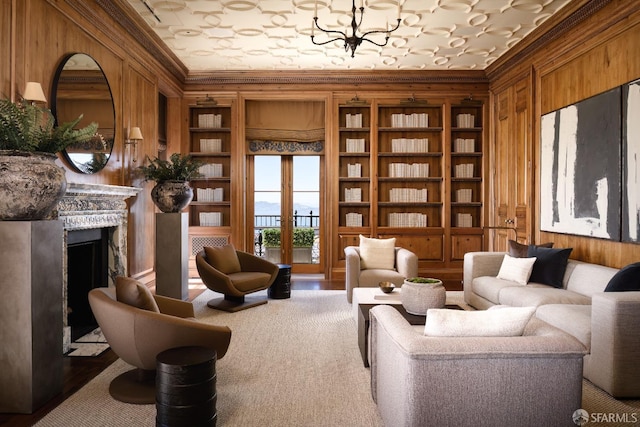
[0,278,343,427]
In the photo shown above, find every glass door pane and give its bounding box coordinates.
[292,156,320,265]
[254,156,282,263]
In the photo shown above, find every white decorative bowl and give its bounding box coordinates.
[400,278,446,315]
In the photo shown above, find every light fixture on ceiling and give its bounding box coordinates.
[311,0,401,58]
[125,126,143,162]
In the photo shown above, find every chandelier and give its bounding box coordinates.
[311,1,401,58]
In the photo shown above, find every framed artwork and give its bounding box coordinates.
[623,79,640,242]
[540,87,621,240]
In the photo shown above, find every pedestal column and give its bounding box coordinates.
[155,213,189,300]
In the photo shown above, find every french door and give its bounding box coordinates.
[249,155,323,274]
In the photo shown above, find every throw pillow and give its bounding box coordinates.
[496,254,537,285]
[526,246,573,288]
[359,235,396,270]
[604,262,640,292]
[508,240,553,258]
[204,244,242,274]
[424,306,536,337]
[115,276,160,312]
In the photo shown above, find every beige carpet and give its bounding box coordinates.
[35,291,640,427]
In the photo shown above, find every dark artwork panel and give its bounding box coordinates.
[540,87,621,240]
[622,79,640,243]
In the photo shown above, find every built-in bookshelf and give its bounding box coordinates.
[450,103,483,229]
[338,104,371,229]
[188,104,232,228]
[377,104,443,229]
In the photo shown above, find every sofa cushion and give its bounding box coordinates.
[115,276,160,312]
[359,235,396,270]
[604,262,640,292]
[499,286,591,307]
[508,240,553,258]
[564,261,619,297]
[496,254,537,285]
[205,244,241,274]
[527,246,573,288]
[536,304,592,350]
[472,276,521,304]
[424,306,536,337]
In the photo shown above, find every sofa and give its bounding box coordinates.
[463,251,640,398]
[369,305,586,427]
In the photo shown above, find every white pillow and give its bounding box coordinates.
[424,306,536,337]
[359,235,396,270]
[496,254,536,285]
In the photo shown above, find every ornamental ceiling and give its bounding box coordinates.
[124,0,572,71]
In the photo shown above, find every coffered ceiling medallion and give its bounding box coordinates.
[127,0,572,71]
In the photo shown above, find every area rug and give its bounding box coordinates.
[35,290,640,427]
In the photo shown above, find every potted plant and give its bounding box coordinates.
[0,98,98,220]
[262,228,281,263]
[260,227,315,263]
[401,276,445,315]
[138,153,203,213]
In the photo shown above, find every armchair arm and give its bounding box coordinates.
[463,251,506,304]
[237,250,279,278]
[154,294,195,318]
[395,247,418,279]
[344,246,361,303]
[196,253,236,295]
[586,292,640,398]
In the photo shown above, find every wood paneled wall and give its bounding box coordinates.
[488,1,640,268]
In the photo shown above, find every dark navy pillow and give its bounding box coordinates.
[604,262,640,292]
[526,246,573,288]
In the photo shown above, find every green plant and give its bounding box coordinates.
[0,99,98,153]
[405,277,441,284]
[139,153,203,182]
[261,227,315,247]
[262,228,281,247]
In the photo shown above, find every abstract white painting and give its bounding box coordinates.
[623,80,640,242]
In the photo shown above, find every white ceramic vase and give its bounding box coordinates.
[401,278,446,315]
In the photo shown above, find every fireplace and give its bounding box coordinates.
[57,183,140,352]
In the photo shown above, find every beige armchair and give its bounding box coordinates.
[196,244,279,312]
[344,245,418,303]
[88,278,232,404]
[369,305,586,427]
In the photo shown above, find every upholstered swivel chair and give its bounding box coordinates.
[344,235,418,303]
[88,277,232,404]
[196,244,279,312]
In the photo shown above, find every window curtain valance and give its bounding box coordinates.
[246,100,325,143]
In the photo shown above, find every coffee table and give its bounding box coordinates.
[353,287,462,367]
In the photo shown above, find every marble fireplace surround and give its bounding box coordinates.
[57,183,140,352]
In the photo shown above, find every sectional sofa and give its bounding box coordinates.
[463,251,640,398]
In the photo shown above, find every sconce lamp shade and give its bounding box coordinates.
[22,82,47,103]
[129,127,143,140]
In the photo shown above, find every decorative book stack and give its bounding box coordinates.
[456,188,473,203]
[391,113,429,127]
[199,212,222,226]
[389,163,429,178]
[345,113,363,128]
[199,163,223,178]
[454,138,475,153]
[456,113,475,128]
[346,138,365,152]
[344,188,362,202]
[456,213,473,227]
[197,114,222,128]
[196,188,224,202]
[345,212,363,227]
[388,212,427,227]
[454,163,474,178]
[199,138,222,152]
[347,163,362,177]
[391,138,429,153]
[389,188,427,203]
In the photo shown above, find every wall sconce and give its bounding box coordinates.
[22,82,47,104]
[126,127,143,162]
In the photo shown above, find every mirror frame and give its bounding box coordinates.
[51,53,115,174]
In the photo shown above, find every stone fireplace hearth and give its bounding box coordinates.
[57,183,140,353]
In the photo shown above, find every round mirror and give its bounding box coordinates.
[52,53,115,174]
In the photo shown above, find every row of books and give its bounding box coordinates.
[456,113,475,128]
[454,138,475,153]
[347,163,362,177]
[344,188,362,202]
[199,163,224,178]
[454,163,475,178]
[456,213,473,227]
[388,212,427,227]
[389,188,427,203]
[388,162,429,178]
[197,114,222,128]
[196,187,224,202]
[345,212,363,227]
[391,138,429,153]
[199,212,223,227]
[345,138,366,153]
[345,113,364,128]
[199,138,222,153]
[391,113,429,128]
[456,188,473,203]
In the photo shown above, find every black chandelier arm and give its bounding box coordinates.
[360,18,401,40]
[311,35,348,47]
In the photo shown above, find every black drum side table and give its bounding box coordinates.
[156,346,217,427]
[268,264,291,299]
